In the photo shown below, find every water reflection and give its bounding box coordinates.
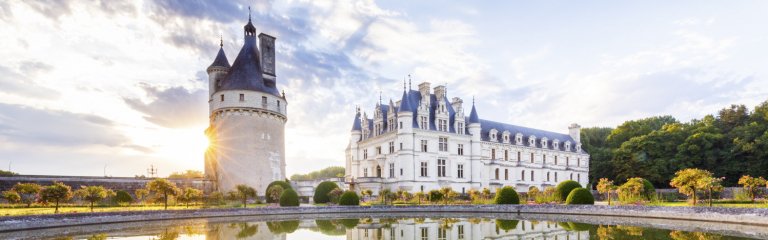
[44,217,751,240]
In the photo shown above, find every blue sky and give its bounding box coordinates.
[0,0,766,177]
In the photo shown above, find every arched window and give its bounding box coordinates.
[570,173,573,180]
[530,171,535,181]
[577,173,581,182]
[547,172,550,182]
[555,172,558,182]
[521,170,525,181]
[504,169,509,180]
[495,168,499,180]
[376,166,381,178]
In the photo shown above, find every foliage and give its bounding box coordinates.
[315,220,346,235]
[339,218,360,229]
[113,190,133,206]
[360,189,373,200]
[327,188,343,204]
[428,190,443,203]
[396,189,412,202]
[338,191,360,206]
[534,187,558,204]
[2,190,20,204]
[641,178,656,200]
[134,189,149,203]
[205,191,225,205]
[527,186,540,202]
[265,181,292,203]
[565,188,594,205]
[290,166,345,181]
[40,182,73,213]
[378,188,395,205]
[267,185,284,204]
[12,183,42,207]
[737,175,766,203]
[556,180,583,202]
[617,177,645,203]
[74,186,115,212]
[167,170,204,179]
[494,186,520,205]
[414,191,425,205]
[279,189,299,207]
[596,178,615,205]
[0,170,17,176]
[177,187,203,208]
[439,187,458,204]
[267,220,300,234]
[233,184,257,208]
[495,219,519,231]
[313,181,339,204]
[700,176,724,207]
[146,178,180,210]
[670,168,713,205]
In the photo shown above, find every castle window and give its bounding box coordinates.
[277,101,281,111]
[531,152,534,163]
[421,140,428,152]
[400,168,403,176]
[261,96,267,107]
[458,123,464,134]
[495,168,499,180]
[389,142,395,153]
[457,144,464,156]
[389,163,395,178]
[439,137,448,152]
[504,169,509,180]
[363,149,368,159]
[458,225,465,239]
[555,172,558,182]
[420,162,428,177]
[400,142,403,150]
[421,227,428,240]
[220,94,224,101]
[437,158,446,177]
[578,158,581,167]
[570,173,573,180]
[504,150,509,161]
[578,173,581,182]
[491,149,496,160]
[239,94,244,101]
[531,171,535,181]
[438,119,448,132]
[399,121,403,129]
[420,116,428,130]
[541,138,548,148]
[517,151,521,162]
[543,154,547,164]
[376,146,382,155]
[547,172,550,182]
[521,170,525,181]
[364,168,368,177]
[457,164,464,178]
[567,157,570,166]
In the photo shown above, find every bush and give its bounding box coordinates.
[267,220,300,234]
[428,190,443,203]
[266,181,293,203]
[641,178,655,200]
[113,190,133,205]
[556,180,583,202]
[313,181,339,204]
[340,218,360,229]
[315,220,346,235]
[205,191,225,205]
[338,191,360,206]
[495,219,519,231]
[494,186,520,204]
[279,189,299,207]
[565,188,594,205]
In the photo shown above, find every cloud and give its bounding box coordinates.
[21,0,73,20]
[19,61,53,76]
[0,65,60,99]
[123,83,208,129]
[0,103,128,147]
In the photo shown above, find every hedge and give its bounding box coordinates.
[266,181,292,203]
[313,181,339,204]
[494,186,520,204]
[340,218,360,229]
[556,180,583,202]
[338,191,360,206]
[279,189,299,207]
[113,190,133,205]
[565,188,594,205]
[495,219,519,231]
[642,178,655,200]
[428,190,443,202]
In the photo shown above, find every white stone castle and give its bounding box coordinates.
[204,14,286,192]
[346,81,589,194]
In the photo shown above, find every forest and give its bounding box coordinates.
[584,100,768,187]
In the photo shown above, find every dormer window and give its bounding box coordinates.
[502,131,510,143]
[576,144,582,152]
[565,141,572,151]
[515,133,523,145]
[541,137,548,148]
[489,129,498,142]
[553,140,560,150]
[529,136,536,146]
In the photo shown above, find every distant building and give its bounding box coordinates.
[204,13,286,192]
[346,81,589,194]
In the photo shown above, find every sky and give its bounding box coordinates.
[0,0,767,178]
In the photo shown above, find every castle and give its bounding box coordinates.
[346,82,589,194]
[204,13,287,192]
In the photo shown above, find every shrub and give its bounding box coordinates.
[205,191,225,205]
[494,186,520,205]
[428,190,444,203]
[266,181,292,203]
[113,190,133,206]
[338,191,360,206]
[565,188,594,205]
[315,220,346,235]
[267,220,300,234]
[556,180,582,202]
[495,219,519,231]
[313,181,339,204]
[327,188,343,204]
[340,218,359,229]
[641,178,655,200]
[279,189,299,207]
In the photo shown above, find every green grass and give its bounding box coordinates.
[0,203,269,216]
[649,201,768,208]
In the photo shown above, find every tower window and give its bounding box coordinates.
[261,96,267,107]
[277,100,280,109]
[491,149,496,160]
[220,94,224,101]
[239,94,245,101]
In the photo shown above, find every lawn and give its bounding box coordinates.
[648,201,768,208]
[0,203,269,216]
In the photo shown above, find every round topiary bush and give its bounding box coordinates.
[565,188,594,205]
[113,190,133,205]
[428,190,443,203]
[313,181,339,204]
[266,181,293,203]
[495,219,519,231]
[340,218,360,229]
[338,191,360,206]
[556,180,583,202]
[641,178,655,200]
[279,189,299,207]
[494,186,520,204]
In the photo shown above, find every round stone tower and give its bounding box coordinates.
[204,13,286,193]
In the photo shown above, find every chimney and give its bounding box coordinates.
[259,33,276,77]
[418,82,431,98]
[451,97,463,114]
[434,85,446,100]
[569,123,581,144]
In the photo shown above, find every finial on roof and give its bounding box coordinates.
[379,91,382,104]
[219,35,223,47]
[248,6,252,21]
[472,96,475,105]
[408,74,412,90]
[403,77,406,91]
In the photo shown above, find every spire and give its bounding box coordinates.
[208,39,230,69]
[219,35,223,47]
[244,6,256,37]
[468,96,479,123]
[408,74,412,90]
[398,88,413,113]
[351,106,362,131]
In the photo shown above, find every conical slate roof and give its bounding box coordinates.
[351,111,362,131]
[218,34,280,96]
[398,90,413,112]
[468,103,479,123]
[209,47,230,68]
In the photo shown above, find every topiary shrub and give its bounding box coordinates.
[338,191,360,206]
[267,220,300,234]
[315,220,346,235]
[313,181,339,204]
[340,218,360,229]
[279,189,299,207]
[494,186,520,204]
[641,178,655,200]
[565,188,594,205]
[266,181,293,203]
[113,190,133,206]
[556,180,583,202]
[495,219,519,231]
[428,190,443,203]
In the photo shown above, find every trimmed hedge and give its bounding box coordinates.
[565,188,594,205]
[495,219,519,231]
[266,181,293,203]
[556,180,583,202]
[338,191,360,206]
[113,190,133,204]
[279,189,299,207]
[340,218,360,229]
[428,190,443,202]
[494,186,520,204]
[313,181,339,204]
[642,178,655,200]
[267,220,300,234]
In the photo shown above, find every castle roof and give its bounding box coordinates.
[209,47,230,68]
[468,103,479,124]
[351,111,362,131]
[479,119,584,153]
[397,90,413,112]
[217,20,280,96]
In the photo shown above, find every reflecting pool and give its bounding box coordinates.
[15,216,757,240]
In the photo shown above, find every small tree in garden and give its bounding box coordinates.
[467,189,480,202]
[379,188,392,205]
[439,187,458,204]
[699,176,723,207]
[177,187,203,208]
[738,175,766,203]
[617,178,644,203]
[556,180,583,202]
[481,188,492,201]
[74,185,115,212]
[527,186,540,202]
[361,189,373,201]
[12,183,42,207]
[279,189,299,207]
[414,191,425,205]
[2,190,20,204]
[338,191,360,206]
[113,190,133,206]
[146,178,180,210]
[265,181,292,203]
[327,188,343,204]
[40,182,73,213]
[494,186,520,205]
[596,178,615,205]
[135,188,149,204]
[313,181,339,204]
[234,184,257,208]
[565,188,594,205]
[428,190,444,203]
[670,168,712,205]
[267,185,284,205]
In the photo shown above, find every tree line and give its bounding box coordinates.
[289,166,345,181]
[584,100,768,187]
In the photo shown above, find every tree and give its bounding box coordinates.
[40,182,73,213]
[265,181,292,203]
[565,188,594,205]
[361,189,373,201]
[439,187,458,204]
[267,185,284,205]
[12,183,42,207]
[135,188,149,204]
[2,190,20,204]
[233,184,257,208]
[146,178,180,210]
[737,175,766,203]
[428,190,443,203]
[338,191,360,206]
[616,177,645,203]
[527,186,540,202]
[327,188,343,204]
[494,186,520,205]
[177,187,203,208]
[167,170,204,179]
[74,186,115,212]
[113,190,133,206]
[290,166,345,181]
[279,189,299,207]
[0,170,17,176]
[670,168,712,205]
[556,180,583,202]
[414,191,425,205]
[700,176,724,207]
[481,188,491,200]
[379,188,392,205]
[313,181,339,204]
[596,178,615,205]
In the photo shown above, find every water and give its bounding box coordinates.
[9,215,758,240]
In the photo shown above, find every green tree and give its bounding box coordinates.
[313,181,339,204]
[290,166,345,181]
[146,178,180,210]
[2,190,20,204]
[265,181,292,203]
[338,191,360,206]
[279,189,299,207]
[234,184,257,208]
[177,187,203,208]
[113,190,133,206]
[670,168,712,205]
[596,178,615,205]
[379,188,392,205]
[581,127,615,184]
[565,188,594,205]
[527,186,540,202]
[0,170,17,176]
[134,188,149,204]
[494,186,520,205]
[327,188,343,204]
[267,185,284,205]
[414,191,425,205]
[439,187,458,204]
[361,189,373,201]
[556,180,583,202]
[617,178,645,203]
[428,190,443,203]
[737,175,766,203]
[167,170,204,179]
[41,182,73,213]
[700,176,724,207]
[12,183,42,207]
[74,186,116,212]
